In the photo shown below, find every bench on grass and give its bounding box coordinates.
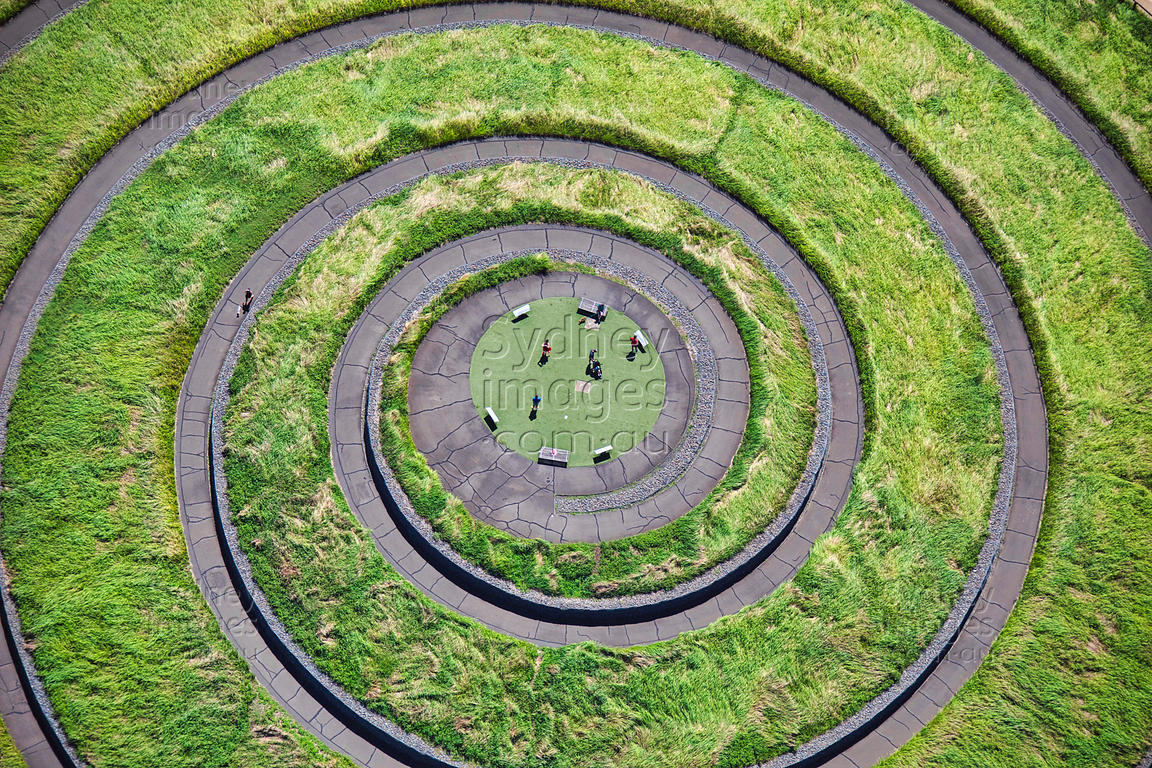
[484,407,499,429]
[633,328,651,351]
[577,297,607,320]
[538,446,570,467]
[512,303,530,320]
[593,444,613,463]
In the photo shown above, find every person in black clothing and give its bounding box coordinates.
[237,288,253,318]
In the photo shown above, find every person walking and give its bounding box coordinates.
[531,394,541,413]
[539,339,552,367]
[629,334,640,352]
[237,288,253,318]
[588,348,598,363]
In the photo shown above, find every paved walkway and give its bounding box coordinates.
[325,219,836,627]
[0,5,1063,767]
[182,145,857,757]
[406,270,746,542]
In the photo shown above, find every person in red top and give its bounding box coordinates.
[539,338,552,367]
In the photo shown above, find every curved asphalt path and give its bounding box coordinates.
[0,4,1062,767]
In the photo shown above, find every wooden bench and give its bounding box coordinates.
[484,407,499,429]
[511,303,530,320]
[538,446,570,467]
[577,297,607,319]
[592,444,613,463]
[633,328,651,351]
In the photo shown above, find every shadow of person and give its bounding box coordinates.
[529,409,538,421]
[626,349,637,362]
[538,353,549,367]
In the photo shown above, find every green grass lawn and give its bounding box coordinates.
[0,0,1146,762]
[0,26,1005,766]
[945,0,1152,189]
[231,162,812,600]
[469,297,667,465]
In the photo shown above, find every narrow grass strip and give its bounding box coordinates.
[0,0,33,24]
[0,718,25,768]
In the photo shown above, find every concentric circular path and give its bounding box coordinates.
[0,5,1065,767]
[179,131,1015,768]
[325,218,829,626]
[181,143,858,762]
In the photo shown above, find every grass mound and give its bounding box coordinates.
[945,0,1152,189]
[210,32,995,764]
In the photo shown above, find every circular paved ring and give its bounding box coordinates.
[208,136,850,634]
[402,268,739,539]
[0,5,1062,767]
[336,219,833,627]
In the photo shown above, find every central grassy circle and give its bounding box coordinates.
[470,296,667,466]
